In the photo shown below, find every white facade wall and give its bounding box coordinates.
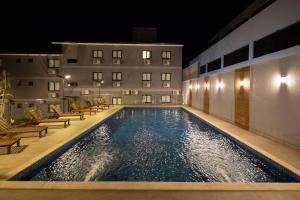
[183,0,300,148]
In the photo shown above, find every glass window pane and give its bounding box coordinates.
[49,82,54,91]
[147,73,151,80]
[166,73,170,80]
[93,51,97,58]
[49,59,54,67]
[98,73,102,80]
[118,51,121,58]
[117,73,121,80]
[55,82,60,90]
[166,96,170,102]
[162,73,165,80]
[93,72,97,80]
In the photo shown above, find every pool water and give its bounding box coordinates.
[27,108,298,182]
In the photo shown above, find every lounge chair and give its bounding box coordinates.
[69,101,97,115]
[27,109,70,128]
[51,105,84,120]
[0,138,20,154]
[0,117,48,137]
[85,100,104,112]
[95,99,110,110]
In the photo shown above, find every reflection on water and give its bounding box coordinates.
[30,108,297,182]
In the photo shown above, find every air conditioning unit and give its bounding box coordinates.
[172,90,180,95]
[113,81,121,87]
[143,82,151,88]
[163,59,171,65]
[122,90,130,95]
[130,90,138,95]
[113,58,121,65]
[48,92,59,98]
[143,59,151,65]
[47,68,57,75]
[81,90,89,95]
[162,82,171,88]
[92,58,101,64]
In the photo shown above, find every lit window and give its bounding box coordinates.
[93,72,103,80]
[112,97,122,105]
[112,50,122,58]
[161,95,171,103]
[161,73,171,81]
[112,72,122,81]
[142,73,151,81]
[142,95,152,103]
[48,59,60,68]
[162,51,171,59]
[92,50,103,58]
[48,82,60,91]
[142,50,151,59]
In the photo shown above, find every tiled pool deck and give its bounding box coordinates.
[0,105,299,200]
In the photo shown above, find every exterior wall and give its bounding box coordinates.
[209,72,235,122]
[63,44,182,67]
[0,55,63,119]
[183,0,300,148]
[250,54,300,147]
[61,43,183,105]
[183,63,198,81]
[192,0,300,67]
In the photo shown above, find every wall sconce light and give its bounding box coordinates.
[196,84,200,89]
[204,82,209,89]
[239,80,246,87]
[64,75,71,79]
[280,76,287,84]
[217,81,223,89]
[189,85,193,90]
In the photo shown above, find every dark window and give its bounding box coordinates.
[28,81,34,86]
[224,45,249,67]
[28,58,33,63]
[17,104,22,108]
[16,58,21,63]
[17,81,22,86]
[67,59,78,63]
[207,58,221,72]
[199,64,206,75]
[29,103,34,108]
[68,82,78,87]
[254,21,300,58]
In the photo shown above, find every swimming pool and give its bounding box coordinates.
[12,108,299,182]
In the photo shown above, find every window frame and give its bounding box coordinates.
[48,59,60,68]
[162,51,171,59]
[112,50,122,59]
[92,50,103,58]
[161,73,171,81]
[161,95,171,103]
[142,95,152,103]
[93,72,103,81]
[142,72,151,81]
[112,72,122,81]
[48,81,60,91]
[142,50,152,59]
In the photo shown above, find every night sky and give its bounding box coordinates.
[0,1,254,67]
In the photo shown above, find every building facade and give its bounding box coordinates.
[0,42,182,119]
[182,0,300,148]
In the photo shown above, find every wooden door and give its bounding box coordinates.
[235,67,250,130]
[203,77,210,114]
